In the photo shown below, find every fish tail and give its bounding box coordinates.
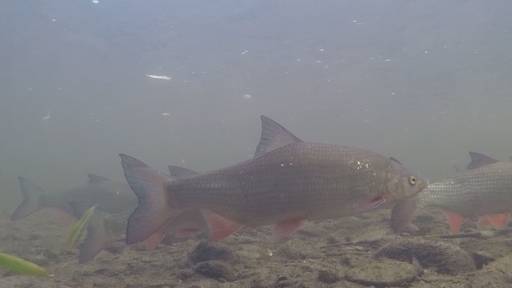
[120,154,179,245]
[120,154,240,245]
[10,177,44,221]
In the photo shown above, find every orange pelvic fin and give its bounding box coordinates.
[143,229,165,250]
[202,210,241,241]
[444,211,464,234]
[478,213,510,229]
[273,217,305,240]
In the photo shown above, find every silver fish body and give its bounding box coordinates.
[121,116,426,244]
[419,162,512,217]
[171,142,420,227]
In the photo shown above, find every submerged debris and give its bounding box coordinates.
[145,74,172,81]
[66,205,96,249]
[0,252,49,277]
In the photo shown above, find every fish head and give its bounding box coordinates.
[384,158,427,202]
[355,158,426,213]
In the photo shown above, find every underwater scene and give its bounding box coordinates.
[3,1,512,287]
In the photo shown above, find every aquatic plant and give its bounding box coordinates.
[0,252,48,276]
[66,205,96,249]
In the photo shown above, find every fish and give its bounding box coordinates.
[10,174,137,263]
[418,152,512,233]
[120,115,427,245]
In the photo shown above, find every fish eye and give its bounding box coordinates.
[408,176,417,185]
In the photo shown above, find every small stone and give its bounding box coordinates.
[472,251,495,269]
[273,276,306,288]
[346,259,418,286]
[188,241,234,264]
[193,260,235,281]
[317,269,339,283]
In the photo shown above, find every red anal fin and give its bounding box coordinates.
[444,211,464,234]
[478,213,510,229]
[202,210,241,241]
[273,217,305,241]
[143,229,165,250]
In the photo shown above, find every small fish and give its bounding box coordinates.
[146,74,172,81]
[120,115,426,246]
[418,152,512,233]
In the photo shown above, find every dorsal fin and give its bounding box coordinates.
[254,115,303,158]
[467,152,498,169]
[168,165,199,179]
[87,174,110,184]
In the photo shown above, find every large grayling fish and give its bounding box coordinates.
[120,115,427,245]
[11,174,136,263]
[416,152,512,233]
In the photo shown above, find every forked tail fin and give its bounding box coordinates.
[10,177,45,221]
[119,154,176,245]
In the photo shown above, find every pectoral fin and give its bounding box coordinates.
[444,211,464,234]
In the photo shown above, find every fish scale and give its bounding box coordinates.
[171,143,396,226]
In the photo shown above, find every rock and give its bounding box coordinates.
[317,269,339,283]
[193,260,235,281]
[188,241,234,264]
[345,259,419,286]
[375,238,476,275]
[472,251,495,269]
[469,253,512,288]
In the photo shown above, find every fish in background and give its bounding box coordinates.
[10,174,137,263]
[417,152,512,233]
[120,115,427,247]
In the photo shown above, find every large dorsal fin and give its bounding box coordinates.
[87,174,110,184]
[254,115,303,158]
[168,165,199,179]
[467,152,498,169]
